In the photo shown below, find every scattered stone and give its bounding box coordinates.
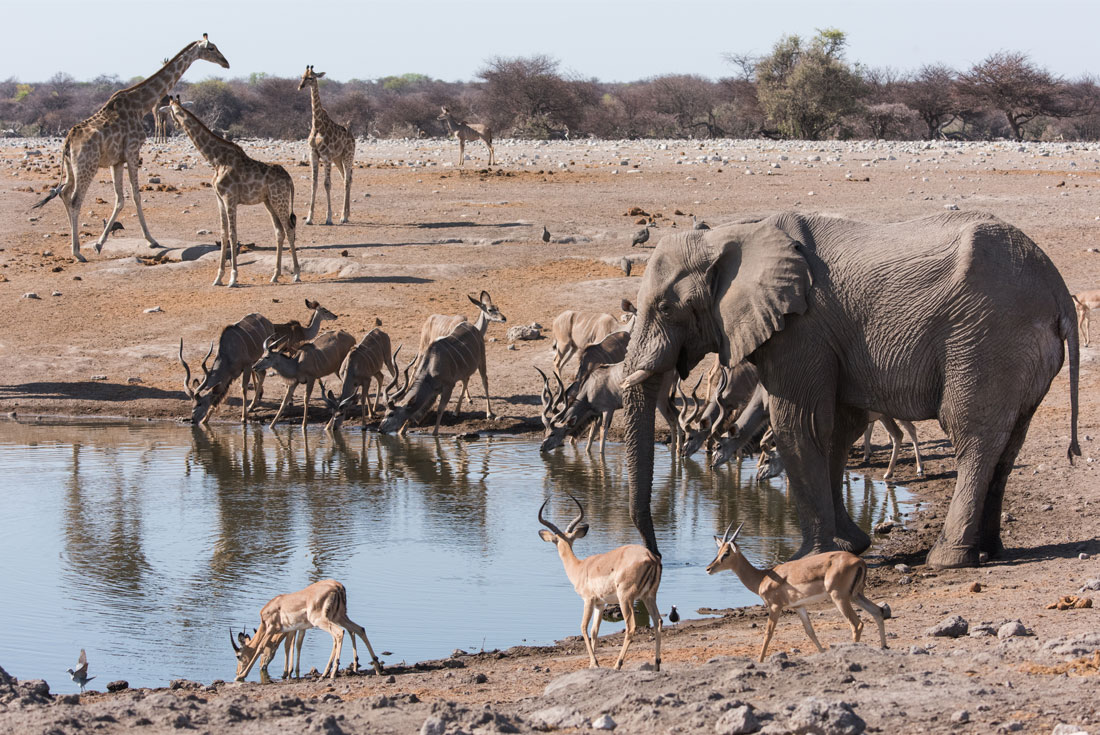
[874,521,894,534]
[51,290,61,297]
[1080,553,1091,561]
[144,306,163,313]
[106,680,129,692]
[90,374,107,381]
[780,698,865,735]
[148,177,161,184]
[22,292,40,300]
[951,710,970,723]
[506,324,542,342]
[715,704,759,734]
[894,564,911,574]
[593,713,617,730]
[926,615,968,638]
[529,705,588,729]
[506,343,516,351]
[998,620,1028,639]
[384,675,396,684]
[1043,633,1100,657]
[1078,579,1100,593]
[127,377,143,384]
[196,229,211,236]
[909,645,930,655]
[1051,724,1088,735]
[945,203,959,210]
[969,582,982,593]
[419,715,447,735]
[472,672,488,684]
[969,624,997,638]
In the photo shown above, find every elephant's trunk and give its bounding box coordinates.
[624,374,662,556]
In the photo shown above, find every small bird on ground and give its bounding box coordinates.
[541,225,551,243]
[102,219,125,236]
[631,226,650,247]
[67,649,95,692]
[620,257,632,277]
[692,215,710,231]
[669,605,680,623]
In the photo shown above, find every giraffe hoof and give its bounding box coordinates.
[293,273,301,283]
[93,242,104,254]
[74,253,87,263]
[270,275,279,284]
[148,242,163,249]
[304,219,314,226]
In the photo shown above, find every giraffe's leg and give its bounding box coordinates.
[214,196,229,286]
[127,159,160,248]
[225,200,240,288]
[286,205,300,282]
[95,163,126,253]
[340,157,351,224]
[323,161,334,225]
[264,200,284,283]
[306,149,319,225]
[64,159,95,262]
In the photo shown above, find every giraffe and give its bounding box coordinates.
[153,95,172,143]
[298,66,355,225]
[165,97,300,287]
[437,106,495,167]
[32,35,230,262]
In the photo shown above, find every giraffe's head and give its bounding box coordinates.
[195,33,230,69]
[298,66,326,91]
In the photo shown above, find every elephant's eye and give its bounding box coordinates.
[657,300,672,314]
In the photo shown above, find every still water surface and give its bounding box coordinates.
[0,421,910,690]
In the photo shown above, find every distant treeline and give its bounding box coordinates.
[3,31,1097,142]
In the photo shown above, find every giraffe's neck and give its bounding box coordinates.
[123,43,201,112]
[309,83,330,128]
[173,105,238,168]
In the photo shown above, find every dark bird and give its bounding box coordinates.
[692,215,710,231]
[631,226,650,247]
[620,257,632,277]
[67,649,95,692]
[102,219,125,236]
[669,605,680,623]
[541,225,551,243]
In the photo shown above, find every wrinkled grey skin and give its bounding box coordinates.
[622,211,1079,569]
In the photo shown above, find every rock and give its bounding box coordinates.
[384,675,396,684]
[544,668,614,696]
[472,672,488,684]
[1079,553,1091,560]
[969,582,982,593]
[874,521,894,534]
[998,620,1028,639]
[529,705,588,729]
[1051,724,1087,735]
[593,713,617,730]
[969,624,997,638]
[926,615,968,638]
[22,292,40,299]
[106,680,129,692]
[894,564,911,574]
[506,343,516,351]
[90,374,107,381]
[945,203,960,210]
[1043,633,1100,657]
[51,291,62,297]
[144,306,163,313]
[1078,579,1100,593]
[196,229,211,236]
[127,377,143,384]
[715,704,760,734]
[781,698,865,735]
[951,710,970,723]
[506,324,542,342]
[419,716,447,735]
[909,645,930,655]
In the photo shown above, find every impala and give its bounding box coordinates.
[231,579,383,682]
[538,494,664,671]
[705,521,888,662]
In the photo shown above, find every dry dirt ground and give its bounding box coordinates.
[0,136,1099,734]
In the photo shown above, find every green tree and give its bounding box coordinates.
[754,28,864,139]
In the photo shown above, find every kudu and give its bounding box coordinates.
[231,579,383,682]
[706,521,888,662]
[538,494,663,671]
[322,325,400,431]
[550,300,635,377]
[678,360,759,459]
[253,330,356,428]
[437,106,494,167]
[539,365,681,455]
[179,313,273,424]
[379,321,491,436]
[271,299,337,354]
[413,291,506,374]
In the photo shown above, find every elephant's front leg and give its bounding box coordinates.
[829,405,872,554]
[771,398,844,558]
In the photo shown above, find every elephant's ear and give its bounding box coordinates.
[707,223,812,367]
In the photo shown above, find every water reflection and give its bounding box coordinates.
[0,421,910,689]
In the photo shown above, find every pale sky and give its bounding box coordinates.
[3,0,1096,83]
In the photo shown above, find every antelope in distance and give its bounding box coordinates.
[706,522,888,662]
[437,106,494,167]
[231,579,383,682]
[1072,290,1100,346]
[271,299,337,354]
[179,313,274,424]
[164,97,300,286]
[323,325,400,431]
[253,330,356,428]
[538,494,664,671]
[679,360,759,459]
[413,291,507,373]
[550,300,635,378]
[379,321,492,436]
[538,365,681,455]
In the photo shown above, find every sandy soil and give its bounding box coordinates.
[1,135,1098,734]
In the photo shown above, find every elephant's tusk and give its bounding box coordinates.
[621,369,654,390]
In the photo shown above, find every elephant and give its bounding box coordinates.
[621,211,1079,569]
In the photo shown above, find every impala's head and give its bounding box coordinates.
[298,65,325,91]
[194,33,230,70]
[306,299,338,323]
[179,338,220,424]
[229,626,266,681]
[537,494,590,549]
[470,290,506,323]
[706,520,744,575]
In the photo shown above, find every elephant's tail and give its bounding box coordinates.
[1063,301,1081,464]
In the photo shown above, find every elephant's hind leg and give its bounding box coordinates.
[829,405,872,554]
[979,409,1036,559]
